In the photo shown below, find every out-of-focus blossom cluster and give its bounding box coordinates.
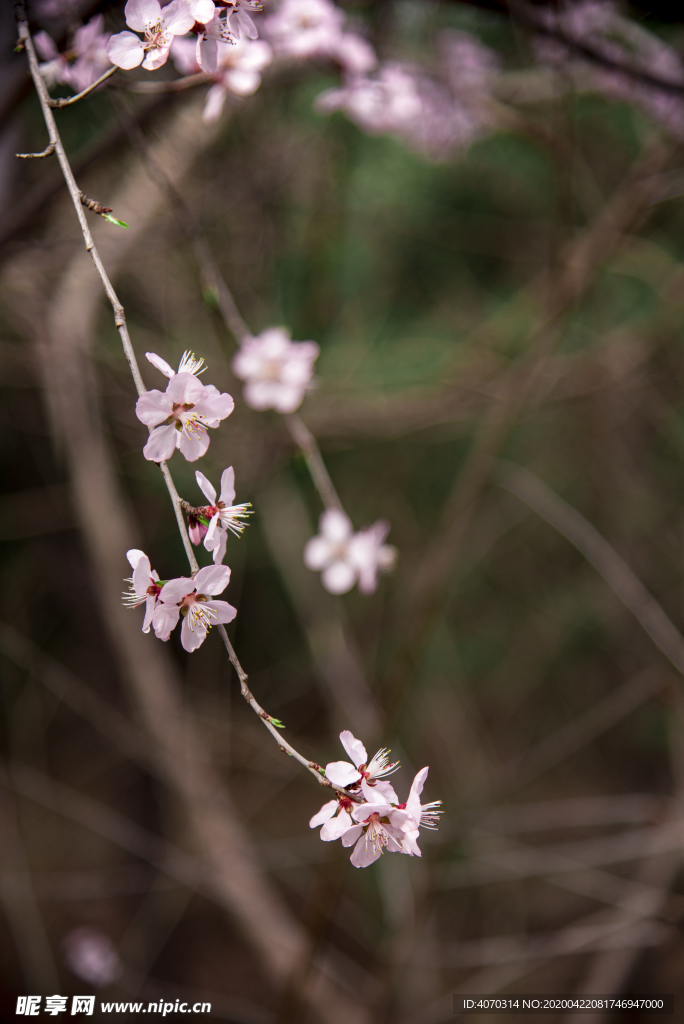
[534,1,684,138]
[63,928,121,988]
[304,509,396,596]
[310,731,441,868]
[317,29,500,160]
[35,16,112,93]
[262,0,376,76]
[232,327,319,414]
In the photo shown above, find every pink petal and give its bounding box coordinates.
[194,564,231,595]
[351,801,391,823]
[142,594,156,633]
[178,426,210,462]
[132,555,153,596]
[202,599,237,624]
[107,31,144,70]
[303,535,333,571]
[340,824,364,848]
[339,730,367,768]
[181,614,207,652]
[204,511,221,547]
[143,424,177,463]
[152,602,180,641]
[325,761,361,787]
[321,559,356,594]
[195,389,234,423]
[350,834,382,867]
[126,548,147,570]
[146,351,176,379]
[202,83,228,123]
[210,528,227,565]
[219,467,236,505]
[136,390,173,427]
[273,383,306,413]
[321,508,352,544]
[198,34,219,73]
[167,373,205,406]
[236,10,258,39]
[187,0,216,23]
[125,0,162,32]
[142,44,173,71]
[320,810,354,841]
[309,800,338,828]
[34,31,59,61]
[159,577,194,604]
[195,470,217,506]
[162,0,196,34]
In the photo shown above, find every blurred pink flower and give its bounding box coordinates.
[232,327,319,413]
[123,548,162,633]
[304,509,396,595]
[136,352,234,463]
[108,0,195,71]
[63,928,121,987]
[195,466,252,564]
[263,0,344,58]
[152,565,237,651]
[317,31,499,160]
[35,16,112,93]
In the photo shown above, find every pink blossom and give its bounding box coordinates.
[194,466,252,564]
[304,509,396,595]
[108,0,195,71]
[123,548,163,633]
[263,0,344,60]
[232,327,319,413]
[344,798,414,868]
[136,352,234,463]
[145,349,206,378]
[63,928,121,987]
[35,17,112,93]
[194,2,262,72]
[152,565,237,652]
[324,729,399,802]
[309,792,356,841]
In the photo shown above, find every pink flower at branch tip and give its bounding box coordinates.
[136,350,234,463]
[35,16,112,93]
[63,928,121,987]
[231,327,319,413]
[152,565,237,652]
[304,509,396,595]
[123,548,163,633]
[324,729,399,801]
[310,739,442,867]
[107,0,196,71]
[193,466,253,564]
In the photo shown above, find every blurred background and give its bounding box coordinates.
[3,0,684,1020]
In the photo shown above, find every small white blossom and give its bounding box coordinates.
[324,729,399,802]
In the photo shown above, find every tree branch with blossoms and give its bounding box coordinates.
[13,0,440,868]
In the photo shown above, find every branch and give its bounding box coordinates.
[47,64,117,108]
[14,12,358,805]
[497,462,684,680]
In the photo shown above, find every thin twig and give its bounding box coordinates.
[283,413,342,511]
[16,140,55,159]
[47,64,117,108]
[15,11,355,804]
[497,462,684,682]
